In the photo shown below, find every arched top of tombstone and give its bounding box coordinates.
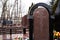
[29,3,51,15]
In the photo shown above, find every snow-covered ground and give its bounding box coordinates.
[0,33,29,40]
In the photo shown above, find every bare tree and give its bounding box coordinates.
[1,0,8,20]
[52,0,59,14]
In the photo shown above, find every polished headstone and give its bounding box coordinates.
[33,7,49,40]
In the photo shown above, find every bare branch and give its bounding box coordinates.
[1,0,8,19]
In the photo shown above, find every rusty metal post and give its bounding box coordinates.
[10,29,12,40]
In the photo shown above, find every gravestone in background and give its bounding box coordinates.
[33,7,49,40]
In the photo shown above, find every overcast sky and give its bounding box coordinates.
[0,0,51,17]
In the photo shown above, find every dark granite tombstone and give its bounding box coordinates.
[33,7,49,40]
[55,0,60,31]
